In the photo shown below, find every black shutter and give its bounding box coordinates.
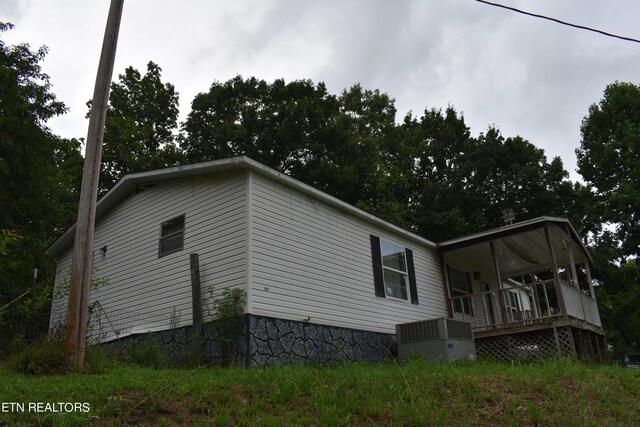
[370,235,385,298]
[406,248,419,305]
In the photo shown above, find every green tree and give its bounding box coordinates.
[0,230,22,256]
[589,232,640,356]
[0,22,68,233]
[401,106,476,241]
[183,76,583,242]
[182,77,414,226]
[183,76,339,173]
[100,61,182,194]
[400,110,580,242]
[577,81,640,257]
[468,131,580,230]
[577,81,640,355]
[326,84,403,213]
[0,23,82,350]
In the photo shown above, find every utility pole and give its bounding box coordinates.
[66,0,125,373]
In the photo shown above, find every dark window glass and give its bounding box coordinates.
[380,239,409,300]
[449,266,473,316]
[159,215,184,257]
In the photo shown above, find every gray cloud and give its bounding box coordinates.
[3,0,639,180]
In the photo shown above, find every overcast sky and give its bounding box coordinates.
[2,0,639,180]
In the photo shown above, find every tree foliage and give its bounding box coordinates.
[576,81,640,355]
[100,61,182,194]
[577,81,640,258]
[182,77,411,224]
[183,76,340,174]
[588,232,640,355]
[0,23,82,350]
[182,76,581,242]
[400,110,581,241]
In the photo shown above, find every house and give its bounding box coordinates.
[47,156,606,365]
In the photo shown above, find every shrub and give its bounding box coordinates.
[127,338,167,369]
[7,331,117,375]
[212,288,246,364]
[8,336,67,375]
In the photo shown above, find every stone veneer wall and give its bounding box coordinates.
[247,315,396,366]
[101,320,247,366]
[101,314,396,367]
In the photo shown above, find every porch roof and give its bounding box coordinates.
[438,217,592,278]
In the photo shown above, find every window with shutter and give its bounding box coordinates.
[370,235,418,304]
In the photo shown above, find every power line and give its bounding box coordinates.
[475,0,640,44]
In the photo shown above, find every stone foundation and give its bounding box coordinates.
[247,315,396,366]
[101,314,396,367]
[101,320,246,366]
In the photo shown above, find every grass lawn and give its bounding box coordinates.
[1,359,639,426]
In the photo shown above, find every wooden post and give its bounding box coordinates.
[566,241,580,288]
[489,241,508,325]
[584,262,596,299]
[544,227,568,319]
[190,253,203,361]
[566,241,587,319]
[65,0,125,373]
[439,253,453,318]
[531,281,542,318]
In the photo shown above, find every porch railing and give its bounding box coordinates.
[450,279,602,330]
[560,282,602,328]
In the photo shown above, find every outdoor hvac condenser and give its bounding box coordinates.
[396,318,476,363]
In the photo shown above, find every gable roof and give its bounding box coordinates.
[47,156,438,257]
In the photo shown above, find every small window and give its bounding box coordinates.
[448,266,473,316]
[159,215,185,257]
[380,240,409,300]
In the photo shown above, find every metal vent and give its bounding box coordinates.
[446,318,473,340]
[397,319,441,343]
[396,318,473,344]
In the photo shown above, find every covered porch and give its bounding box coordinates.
[438,217,606,362]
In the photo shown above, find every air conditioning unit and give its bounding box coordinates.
[396,318,476,363]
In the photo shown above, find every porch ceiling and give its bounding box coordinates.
[439,217,591,278]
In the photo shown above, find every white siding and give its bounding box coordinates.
[49,172,247,341]
[247,172,447,334]
[49,250,73,331]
